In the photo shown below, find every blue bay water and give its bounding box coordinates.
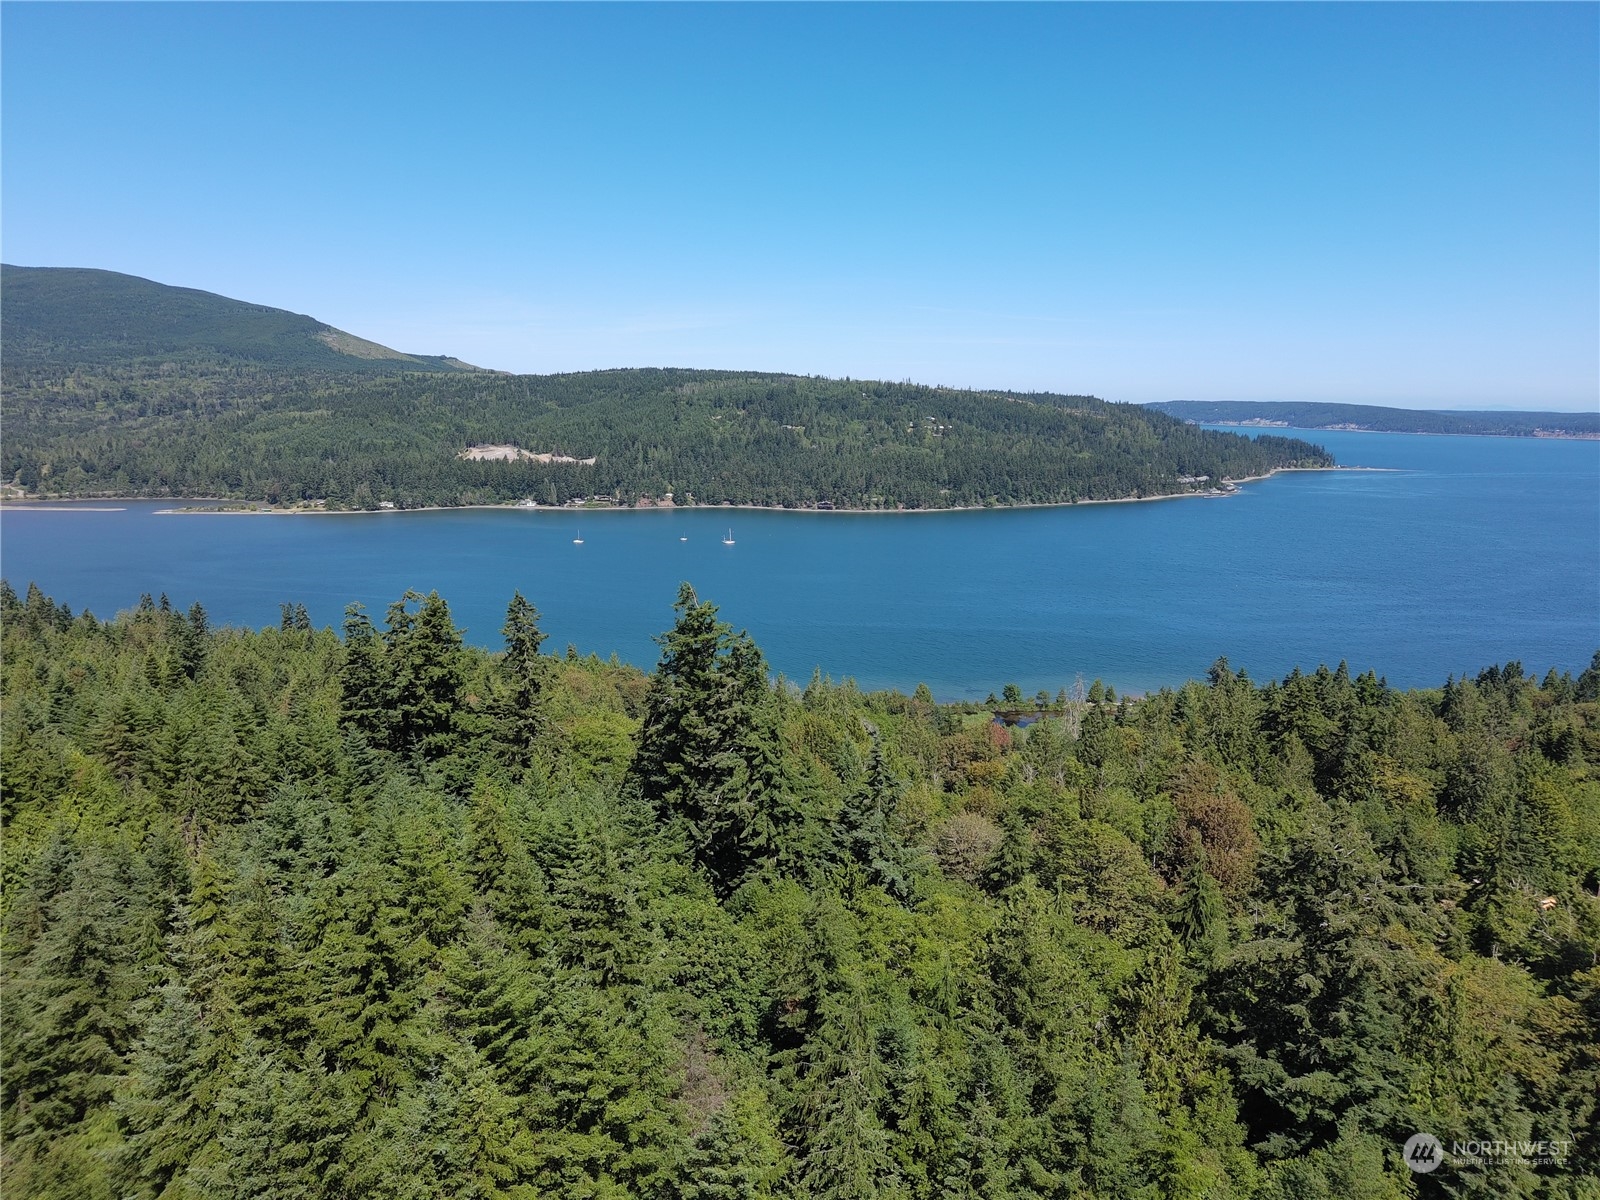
[1,429,1595,699]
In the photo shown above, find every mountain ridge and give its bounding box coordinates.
[1,264,484,374]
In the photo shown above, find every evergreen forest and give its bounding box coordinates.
[3,365,1332,511]
[2,581,1597,1198]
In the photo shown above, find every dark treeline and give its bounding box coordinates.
[3,581,1597,1198]
[3,365,1332,509]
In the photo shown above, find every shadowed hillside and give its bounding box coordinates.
[1,265,482,373]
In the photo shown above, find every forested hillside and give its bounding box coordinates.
[3,362,1331,510]
[3,581,1597,1198]
[1,266,1333,509]
[1,266,480,374]
[1149,401,1600,440]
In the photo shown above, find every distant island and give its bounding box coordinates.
[1,265,1333,511]
[1147,400,1599,440]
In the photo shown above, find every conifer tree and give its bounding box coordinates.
[306,857,416,1100]
[1172,853,1228,966]
[208,1042,354,1200]
[682,1084,788,1200]
[384,590,467,761]
[346,1037,540,1200]
[788,986,897,1199]
[173,602,208,681]
[464,780,546,947]
[544,810,643,988]
[836,732,913,900]
[437,907,542,1093]
[339,603,391,747]
[494,591,548,769]
[231,871,307,1052]
[117,904,235,1200]
[2,846,139,1183]
[632,584,796,895]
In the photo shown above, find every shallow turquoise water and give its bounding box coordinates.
[2,429,1595,698]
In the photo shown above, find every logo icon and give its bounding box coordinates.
[1403,1133,1445,1173]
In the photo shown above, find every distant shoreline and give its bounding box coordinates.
[1200,420,1599,442]
[0,465,1366,517]
[0,504,129,512]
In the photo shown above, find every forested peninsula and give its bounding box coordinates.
[3,580,1598,1197]
[1,266,1332,510]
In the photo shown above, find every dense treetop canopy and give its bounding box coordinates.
[2,580,1596,1197]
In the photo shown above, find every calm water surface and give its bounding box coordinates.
[2,429,1595,698]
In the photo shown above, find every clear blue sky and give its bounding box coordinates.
[4,2,1596,409]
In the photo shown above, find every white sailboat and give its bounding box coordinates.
[572,529,584,545]
[722,528,735,545]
